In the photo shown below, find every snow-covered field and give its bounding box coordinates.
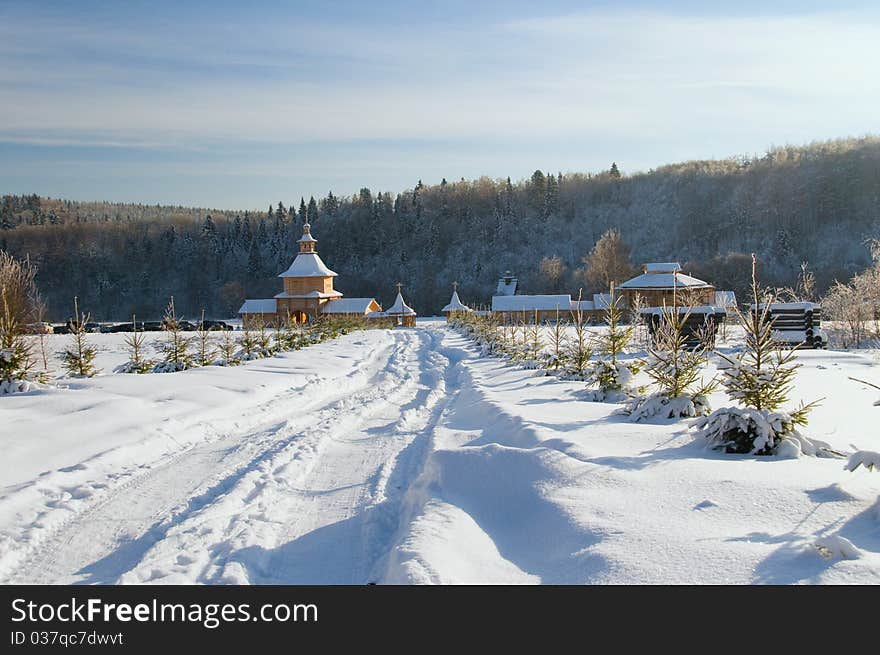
[1,320,879,584]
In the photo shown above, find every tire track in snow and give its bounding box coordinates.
[5,334,403,584]
[119,328,460,584]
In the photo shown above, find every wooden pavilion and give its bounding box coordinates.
[239,222,381,324]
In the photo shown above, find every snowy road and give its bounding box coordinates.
[2,321,879,584]
[4,327,462,584]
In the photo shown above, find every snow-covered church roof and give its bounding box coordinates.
[298,222,317,243]
[492,294,572,312]
[441,290,471,313]
[238,299,277,314]
[279,222,337,277]
[619,262,711,290]
[278,252,338,278]
[496,271,517,296]
[322,298,379,314]
[386,292,416,316]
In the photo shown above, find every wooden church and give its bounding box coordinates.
[239,222,383,324]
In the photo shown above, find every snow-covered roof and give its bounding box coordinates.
[639,305,723,315]
[593,293,613,310]
[238,299,277,314]
[321,298,379,314]
[644,262,682,273]
[386,292,416,316]
[714,291,737,309]
[298,223,317,243]
[492,294,572,312]
[619,271,711,290]
[570,300,595,311]
[366,311,386,319]
[756,302,820,310]
[278,252,338,278]
[274,290,343,299]
[441,290,471,313]
[496,272,517,296]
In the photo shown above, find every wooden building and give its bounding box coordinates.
[440,282,471,322]
[239,222,381,324]
[618,263,715,308]
[384,283,417,327]
[490,290,610,323]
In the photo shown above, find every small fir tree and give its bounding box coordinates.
[584,284,641,401]
[194,309,216,366]
[216,325,240,366]
[116,314,153,373]
[693,255,829,457]
[239,319,260,360]
[564,290,593,379]
[621,304,718,420]
[543,306,568,372]
[0,286,38,391]
[62,296,99,377]
[154,296,193,372]
[521,310,543,368]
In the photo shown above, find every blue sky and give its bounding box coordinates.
[1,0,878,209]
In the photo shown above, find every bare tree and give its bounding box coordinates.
[577,228,637,291]
[536,255,567,293]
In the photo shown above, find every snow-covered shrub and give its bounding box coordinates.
[115,314,154,374]
[584,360,642,402]
[61,296,99,377]
[153,297,193,373]
[623,392,711,421]
[692,406,833,457]
[846,450,880,472]
[621,304,716,420]
[0,255,47,392]
[1,289,37,390]
[584,285,641,402]
[694,256,825,457]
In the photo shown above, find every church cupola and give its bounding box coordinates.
[298,222,317,254]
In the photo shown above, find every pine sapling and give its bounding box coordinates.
[621,303,718,420]
[240,319,259,360]
[585,284,641,402]
[117,314,153,373]
[0,286,38,392]
[564,290,593,379]
[62,296,99,377]
[194,309,216,366]
[692,255,831,458]
[543,306,568,372]
[521,310,543,368]
[154,296,193,372]
[217,325,240,366]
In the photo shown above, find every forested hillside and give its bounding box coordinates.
[2,137,879,320]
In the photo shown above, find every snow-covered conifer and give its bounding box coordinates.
[0,286,38,392]
[563,290,593,379]
[216,325,240,366]
[153,297,193,373]
[542,307,568,372]
[62,296,99,377]
[194,310,216,366]
[584,284,641,401]
[116,314,153,373]
[692,255,828,457]
[620,303,717,420]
